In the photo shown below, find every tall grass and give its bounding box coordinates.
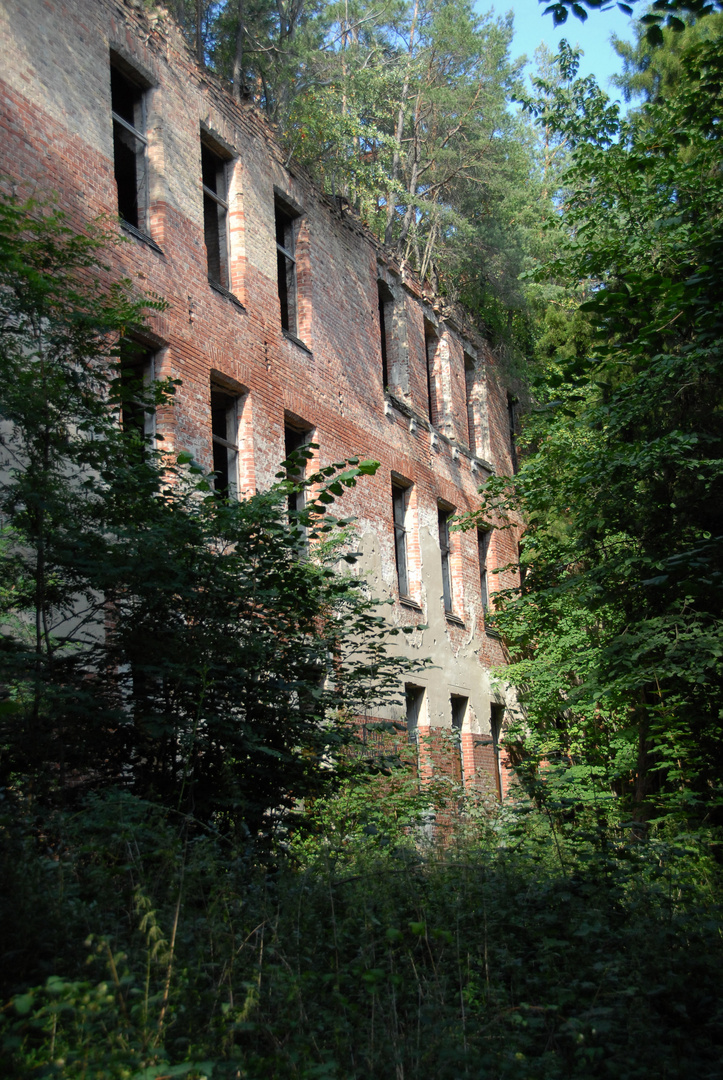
[2,768,722,1079]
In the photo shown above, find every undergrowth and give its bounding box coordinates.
[1,766,722,1080]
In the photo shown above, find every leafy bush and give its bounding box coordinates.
[2,779,722,1079]
[0,187,422,836]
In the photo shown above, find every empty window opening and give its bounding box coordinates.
[507,393,518,472]
[464,355,476,454]
[490,703,505,800]
[392,482,410,599]
[284,422,311,519]
[424,321,438,425]
[450,694,468,783]
[202,137,230,289]
[378,279,394,389]
[276,199,298,335]
[111,60,148,231]
[405,684,425,741]
[120,339,155,454]
[478,528,492,612]
[438,506,454,613]
[211,383,241,499]
[451,694,468,731]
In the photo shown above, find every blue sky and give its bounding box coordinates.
[485,1,638,97]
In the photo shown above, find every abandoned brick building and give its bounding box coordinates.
[0,0,522,797]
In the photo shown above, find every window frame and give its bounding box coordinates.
[377,279,394,390]
[392,482,411,600]
[275,198,299,336]
[201,135,231,290]
[211,383,241,500]
[450,693,468,783]
[110,58,149,234]
[478,527,492,613]
[451,694,468,732]
[424,320,437,425]
[405,683,426,742]
[490,702,505,800]
[507,393,519,472]
[284,420,313,524]
[438,506,454,614]
[464,354,476,454]
[119,338,156,454]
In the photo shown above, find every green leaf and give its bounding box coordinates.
[13,993,34,1016]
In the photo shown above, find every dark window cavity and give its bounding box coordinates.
[120,339,154,454]
[202,137,230,288]
[405,684,425,740]
[276,199,298,334]
[451,694,468,732]
[490,702,505,800]
[464,354,476,454]
[507,392,518,472]
[424,320,438,425]
[392,482,410,599]
[438,507,454,613]
[211,383,240,499]
[478,528,491,612]
[378,279,393,389]
[284,423,310,519]
[450,694,467,782]
[111,61,148,231]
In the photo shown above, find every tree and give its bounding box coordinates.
[611,7,723,102]
[149,0,538,325]
[0,189,421,835]
[541,0,723,46]
[0,190,169,801]
[463,32,723,830]
[286,0,530,296]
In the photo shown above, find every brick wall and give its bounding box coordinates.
[0,0,523,799]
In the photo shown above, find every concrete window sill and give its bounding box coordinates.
[209,280,246,312]
[120,220,164,255]
[399,596,423,612]
[283,329,312,355]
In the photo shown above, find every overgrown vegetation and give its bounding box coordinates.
[462,20,723,833]
[4,2,723,1075]
[150,0,545,354]
[2,777,722,1078]
[0,188,422,838]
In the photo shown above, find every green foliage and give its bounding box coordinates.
[151,0,541,348]
[540,0,723,47]
[612,8,723,103]
[0,187,170,795]
[2,786,722,1078]
[0,187,424,837]
[462,30,723,830]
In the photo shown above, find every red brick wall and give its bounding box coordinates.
[0,0,521,798]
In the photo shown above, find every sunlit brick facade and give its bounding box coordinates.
[0,0,522,798]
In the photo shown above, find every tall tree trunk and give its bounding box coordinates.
[274,0,304,120]
[398,88,422,251]
[385,0,419,247]
[232,0,246,101]
[196,0,204,67]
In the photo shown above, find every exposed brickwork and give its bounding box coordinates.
[0,0,523,798]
